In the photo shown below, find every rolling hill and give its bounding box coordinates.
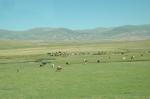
[0,24,150,41]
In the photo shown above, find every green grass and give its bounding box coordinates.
[0,62,150,99]
[0,40,150,99]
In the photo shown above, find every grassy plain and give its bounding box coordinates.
[0,40,150,99]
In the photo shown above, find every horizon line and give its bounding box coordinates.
[0,24,150,31]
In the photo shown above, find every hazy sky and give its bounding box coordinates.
[0,0,150,30]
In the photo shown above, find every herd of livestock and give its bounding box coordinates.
[14,50,150,72]
[37,50,150,72]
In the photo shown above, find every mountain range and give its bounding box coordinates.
[0,24,150,42]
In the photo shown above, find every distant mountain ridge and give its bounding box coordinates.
[0,25,150,41]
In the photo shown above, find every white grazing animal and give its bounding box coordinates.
[122,57,126,60]
[51,64,55,68]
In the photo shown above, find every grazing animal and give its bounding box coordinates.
[84,59,88,64]
[66,62,69,65]
[140,54,143,56]
[40,61,47,67]
[131,56,135,61]
[97,60,100,63]
[51,64,55,68]
[121,52,124,55]
[40,64,43,67]
[42,61,47,65]
[122,57,126,60]
[56,66,62,72]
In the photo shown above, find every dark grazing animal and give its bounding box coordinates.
[66,62,69,65]
[97,60,100,63]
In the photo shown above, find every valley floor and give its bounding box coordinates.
[0,40,150,99]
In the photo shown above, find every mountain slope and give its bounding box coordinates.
[0,25,150,41]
